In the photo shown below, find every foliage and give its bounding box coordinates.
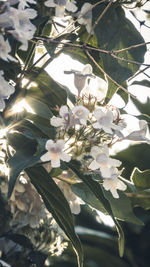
[0,0,150,266]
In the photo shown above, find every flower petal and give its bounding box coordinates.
[59,105,68,117]
[89,160,100,170]
[66,1,77,12]
[45,0,56,7]
[50,117,64,127]
[60,152,71,162]
[45,139,54,150]
[40,152,51,162]
[51,159,60,168]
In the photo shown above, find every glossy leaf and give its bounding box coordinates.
[26,166,83,267]
[131,168,150,190]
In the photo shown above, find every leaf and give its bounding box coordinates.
[71,182,108,214]
[67,161,112,215]
[26,69,67,109]
[130,191,150,210]
[26,166,83,267]
[131,79,150,87]
[93,3,146,101]
[131,168,150,190]
[25,97,53,119]
[7,133,41,198]
[114,220,125,258]
[132,97,150,117]
[102,189,143,225]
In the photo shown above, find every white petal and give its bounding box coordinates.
[45,139,54,150]
[66,1,77,12]
[106,110,113,122]
[94,109,104,120]
[89,160,100,170]
[82,64,92,75]
[50,117,64,127]
[117,179,127,191]
[139,120,147,132]
[108,158,122,167]
[40,152,51,162]
[111,189,119,198]
[100,167,112,178]
[60,152,71,162]
[45,0,56,7]
[92,122,101,129]
[55,5,65,17]
[102,126,113,134]
[51,159,60,168]
[56,139,65,150]
[59,105,69,117]
[90,146,101,158]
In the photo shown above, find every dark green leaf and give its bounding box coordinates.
[102,189,143,225]
[71,182,108,214]
[131,79,150,87]
[26,166,83,267]
[131,167,150,190]
[7,133,41,198]
[93,3,146,101]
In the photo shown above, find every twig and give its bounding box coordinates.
[85,0,114,44]
[128,66,150,82]
[114,42,150,53]
[85,49,136,98]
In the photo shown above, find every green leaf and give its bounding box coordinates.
[25,97,53,119]
[26,69,67,108]
[26,166,83,267]
[114,220,125,258]
[132,97,150,117]
[102,189,143,225]
[131,168,150,190]
[130,191,150,210]
[131,79,150,87]
[68,161,112,215]
[93,3,146,101]
[7,133,41,198]
[71,182,108,214]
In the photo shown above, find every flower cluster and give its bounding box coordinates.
[41,62,150,199]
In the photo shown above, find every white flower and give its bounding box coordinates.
[65,64,94,96]
[77,3,92,33]
[0,7,37,51]
[0,71,15,111]
[0,35,17,62]
[72,105,90,125]
[89,145,122,177]
[50,105,75,129]
[93,108,121,134]
[40,139,71,168]
[45,0,77,17]
[103,168,127,198]
[124,120,150,143]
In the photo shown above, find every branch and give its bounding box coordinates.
[85,49,136,98]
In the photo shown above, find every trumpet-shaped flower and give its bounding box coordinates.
[0,71,15,111]
[50,105,75,129]
[89,145,122,177]
[72,105,90,125]
[45,0,77,17]
[124,120,150,144]
[64,64,94,96]
[77,3,92,33]
[103,167,127,198]
[18,0,36,9]
[93,108,121,134]
[40,139,71,168]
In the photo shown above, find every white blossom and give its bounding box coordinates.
[0,7,37,50]
[45,0,77,17]
[72,105,90,125]
[0,35,17,62]
[93,108,122,134]
[0,71,15,111]
[65,64,94,96]
[124,120,150,144]
[103,168,127,198]
[40,139,71,168]
[89,145,122,177]
[77,3,92,33]
[50,105,75,129]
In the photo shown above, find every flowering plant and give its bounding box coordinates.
[0,0,150,266]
